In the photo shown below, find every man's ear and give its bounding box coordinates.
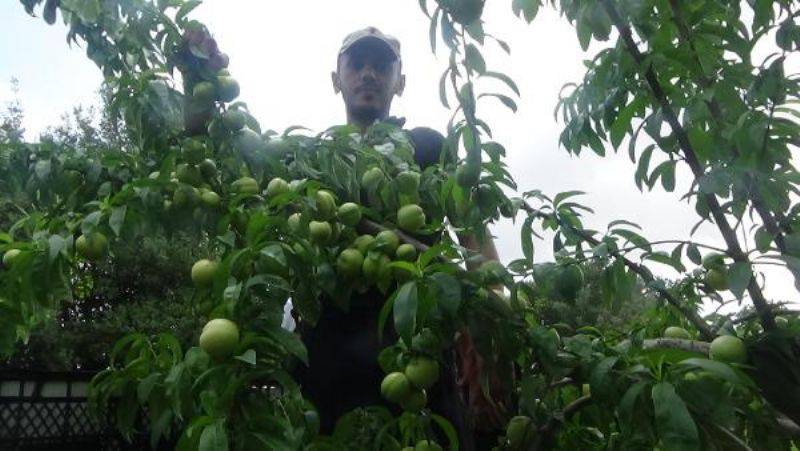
[331,71,341,94]
[395,74,406,97]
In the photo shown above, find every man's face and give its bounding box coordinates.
[333,40,405,118]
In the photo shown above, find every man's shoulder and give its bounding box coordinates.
[407,126,446,169]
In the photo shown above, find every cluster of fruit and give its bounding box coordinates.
[700,252,730,291]
[2,231,109,269]
[663,325,750,364]
[380,353,441,414]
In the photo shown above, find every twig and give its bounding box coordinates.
[530,395,593,450]
[616,338,710,355]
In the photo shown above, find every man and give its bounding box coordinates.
[293,27,504,449]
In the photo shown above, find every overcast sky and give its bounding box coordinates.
[1,1,796,309]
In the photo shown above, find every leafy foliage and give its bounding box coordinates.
[3,0,800,450]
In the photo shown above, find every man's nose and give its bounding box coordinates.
[360,64,378,82]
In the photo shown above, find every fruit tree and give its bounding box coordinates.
[3,0,800,450]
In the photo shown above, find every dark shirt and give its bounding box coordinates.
[292,125,474,447]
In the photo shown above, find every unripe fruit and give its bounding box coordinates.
[266,177,290,198]
[173,185,200,207]
[216,76,240,102]
[375,230,400,255]
[192,81,216,104]
[287,213,303,235]
[705,269,729,291]
[412,328,441,355]
[2,249,21,268]
[702,253,726,271]
[199,159,218,179]
[664,326,690,339]
[405,357,439,389]
[235,128,264,155]
[361,167,385,190]
[309,221,332,244]
[555,265,584,301]
[363,253,391,281]
[709,335,747,364]
[397,204,426,233]
[182,140,205,164]
[478,260,506,285]
[76,233,108,261]
[200,190,221,208]
[400,388,427,412]
[506,416,534,450]
[232,177,259,195]
[199,318,239,359]
[353,235,375,254]
[191,259,218,287]
[455,163,480,187]
[337,202,362,227]
[776,316,789,328]
[396,171,421,194]
[264,137,292,156]
[582,383,591,397]
[381,372,411,403]
[314,190,336,220]
[414,440,443,451]
[337,249,364,279]
[222,109,246,131]
[395,243,417,262]
[176,164,202,186]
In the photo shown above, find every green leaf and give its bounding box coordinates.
[652,382,699,451]
[754,228,772,253]
[234,349,256,366]
[199,419,228,451]
[687,244,701,265]
[512,0,540,23]
[645,252,684,272]
[431,414,459,450]
[479,93,517,113]
[438,67,450,109]
[635,145,654,191]
[610,97,644,150]
[687,126,712,162]
[521,215,534,266]
[483,71,520,96]
[393,281,418,347]
[553,190,585,207]
[429,273,461,316]
[265,327,308,365]
[137,372,161,404]
[465,44,486,74]
[618,381,648,433]
[611,229,651,252]
[678,358,752,387]
[660,160,676,192]
[109,205,126,236]
[728,262,752,299]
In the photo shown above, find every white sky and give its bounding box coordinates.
[0,1,796,310]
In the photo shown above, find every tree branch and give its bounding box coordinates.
[666,0,796,283]
[599,0,776,331]
[520,202,715,340]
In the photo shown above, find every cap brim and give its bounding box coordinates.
[340,36,399,60]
